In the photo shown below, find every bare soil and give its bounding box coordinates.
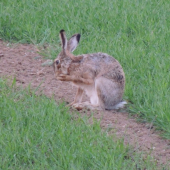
[0,40,170,166]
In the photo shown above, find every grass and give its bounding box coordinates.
[0,78,160,169]
[0,0,170,138]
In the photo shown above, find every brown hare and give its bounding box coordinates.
[53,30,126,110]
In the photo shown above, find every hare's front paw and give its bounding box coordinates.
[57,74,71,81]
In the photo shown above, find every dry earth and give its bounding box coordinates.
[0,40,170,166]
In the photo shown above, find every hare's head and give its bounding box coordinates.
[53,30,81,77]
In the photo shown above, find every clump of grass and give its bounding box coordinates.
[0,0,170,138]
[0,78,159,169]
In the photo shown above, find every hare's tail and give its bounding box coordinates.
[113,100,127,110]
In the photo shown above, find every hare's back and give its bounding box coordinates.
[82,52,123,71]
[82,52,116,64]
[82,52,125,84]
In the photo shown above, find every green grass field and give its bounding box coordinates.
[0,0,170,168]
[0,78,159,169]
[0,0,170,169]
[1,0,170,138]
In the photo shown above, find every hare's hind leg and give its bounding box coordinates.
[95,77,124,110]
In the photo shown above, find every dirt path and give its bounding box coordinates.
[0,40,170,166]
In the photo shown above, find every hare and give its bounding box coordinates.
[53,30,126,110]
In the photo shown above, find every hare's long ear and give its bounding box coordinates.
[59,29,67,50]
[67,33,81,52]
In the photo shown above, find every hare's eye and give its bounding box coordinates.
[56,60,60,65]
